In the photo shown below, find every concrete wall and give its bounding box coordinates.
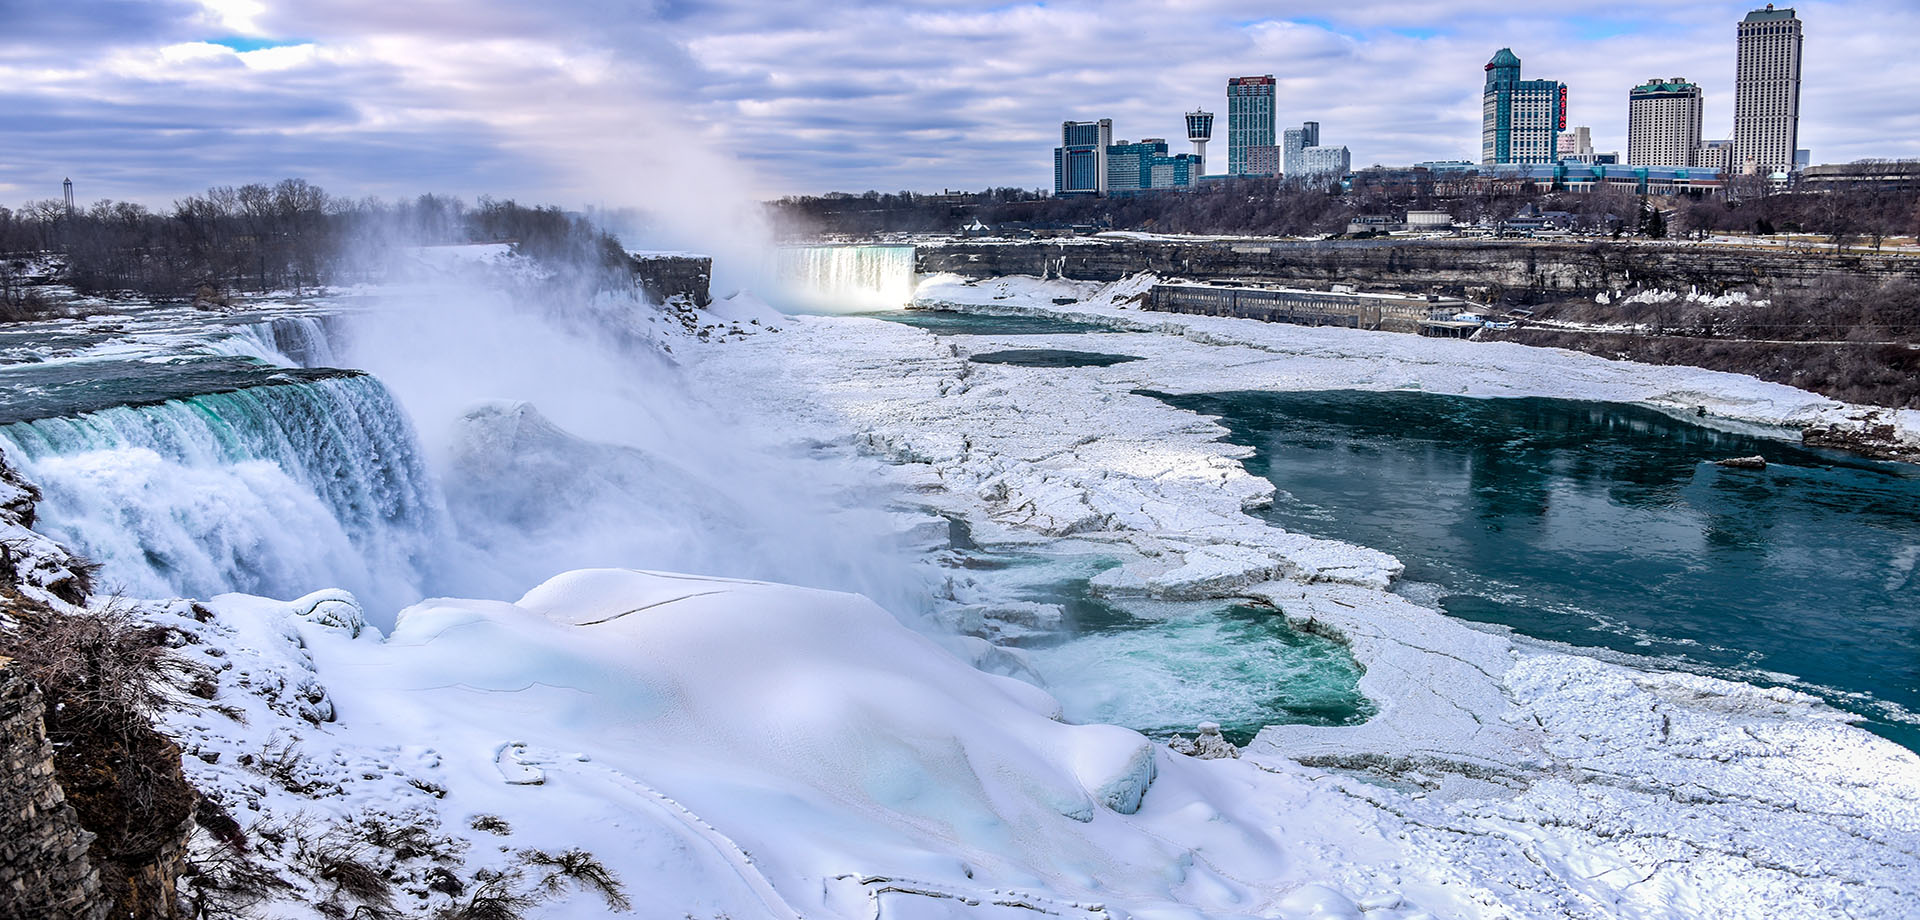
[1146,284,1440,333]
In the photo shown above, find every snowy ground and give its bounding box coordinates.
[662,277,1920,918]
[10,261,1918,918]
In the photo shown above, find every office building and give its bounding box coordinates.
[1557,126,1593,160]
[1695,138,1736,172]
[1227,75,1276,175]
[1053,119,1112,197]
[1482,48,1566,165]
[1283,122,1320,178]
[1107,139,1203,193]
[1244,145,1280,176]
[1629,78,1703,167]
[1298,144,1351,179]
[1734,5,1802,175]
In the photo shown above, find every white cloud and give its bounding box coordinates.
[2,0,1916,208]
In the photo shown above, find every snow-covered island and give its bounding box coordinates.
[1,247,1916,920]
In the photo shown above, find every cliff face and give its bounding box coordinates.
[1,452,196,920]
[0,662,111,920]
[916,239,1920,301]
[630,253,713,307]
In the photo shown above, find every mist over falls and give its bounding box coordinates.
[0,258,935,629]
[1,375,443,615]
[774,245,917,311]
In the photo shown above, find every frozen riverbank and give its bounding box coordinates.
[671,283,1920,918]
[5,255,1916,917]
[914,272,1920,456]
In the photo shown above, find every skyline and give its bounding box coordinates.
[3,0,1917,210]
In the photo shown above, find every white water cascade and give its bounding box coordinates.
[774,245,917,311]
[0,375,446,615]
[213,315,348,368]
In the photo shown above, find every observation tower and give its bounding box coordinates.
[1185,110,1214,172]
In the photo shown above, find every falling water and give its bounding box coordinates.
[0,375,445,615]
[774,245,917,311]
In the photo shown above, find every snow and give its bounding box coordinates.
[411,242,516,266]
[166,571,1465,919]
[654,278,1920,917]
[912,272,1920,452]
[11,259,1920,918]
[703,290,788,327]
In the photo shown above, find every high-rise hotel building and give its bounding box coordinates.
[1226,75,1276,176]
[1628,78,1704,167]
[1482,49,1566,165]
[1734,5,1802,174]
[1053,119,1112,197]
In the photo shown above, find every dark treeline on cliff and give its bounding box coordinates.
[769,171,1920,246]
[0,178,628,302]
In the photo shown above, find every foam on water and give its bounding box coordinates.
[210,315,346,367]
[1024,602,1373,744]
[1,375,445,616]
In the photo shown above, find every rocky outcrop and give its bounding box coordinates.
[2,451,196,920]
[0,661,111,920]
[1168,722,1240,760]
[1802,415,1920,463]
[629,252,713,307]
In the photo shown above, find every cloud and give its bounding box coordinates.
[0,0,1915,208]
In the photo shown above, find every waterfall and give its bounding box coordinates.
[0,375,445,615]
[775,245,917,311]
[212,315,348,368]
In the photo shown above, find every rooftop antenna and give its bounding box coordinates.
[62,178,74,217]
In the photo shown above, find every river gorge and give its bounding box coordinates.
[1,242,1916,919]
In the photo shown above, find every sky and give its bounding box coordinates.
[2,0,1917,210]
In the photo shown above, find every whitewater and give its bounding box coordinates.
[1,247,1916,919]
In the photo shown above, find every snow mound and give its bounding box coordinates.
[175,569,1464,919]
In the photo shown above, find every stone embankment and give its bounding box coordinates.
[917,238,1920,301]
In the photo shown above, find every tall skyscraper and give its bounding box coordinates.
[1226,75,1276,176]
[1628,78,1704,167]
[1282,121,1319,178]
[1053,119,1111,197]
[1734,5,1803,175]
[1481,48,1565,165]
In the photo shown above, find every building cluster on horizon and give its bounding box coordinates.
[1479,4,1805,183]
[1052,118,1205,197]
[1052,74,1349,197]
[1052,5,1827,200]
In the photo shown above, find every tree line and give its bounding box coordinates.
[768,165,1920,246]
[0,179,629,301]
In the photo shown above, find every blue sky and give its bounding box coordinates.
[1,0,1915,209]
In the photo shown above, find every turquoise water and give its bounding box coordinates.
[1160,390,1920,749]
[968,349,1142,368]
[860,309,1120,336]
[942,537,1372,744]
